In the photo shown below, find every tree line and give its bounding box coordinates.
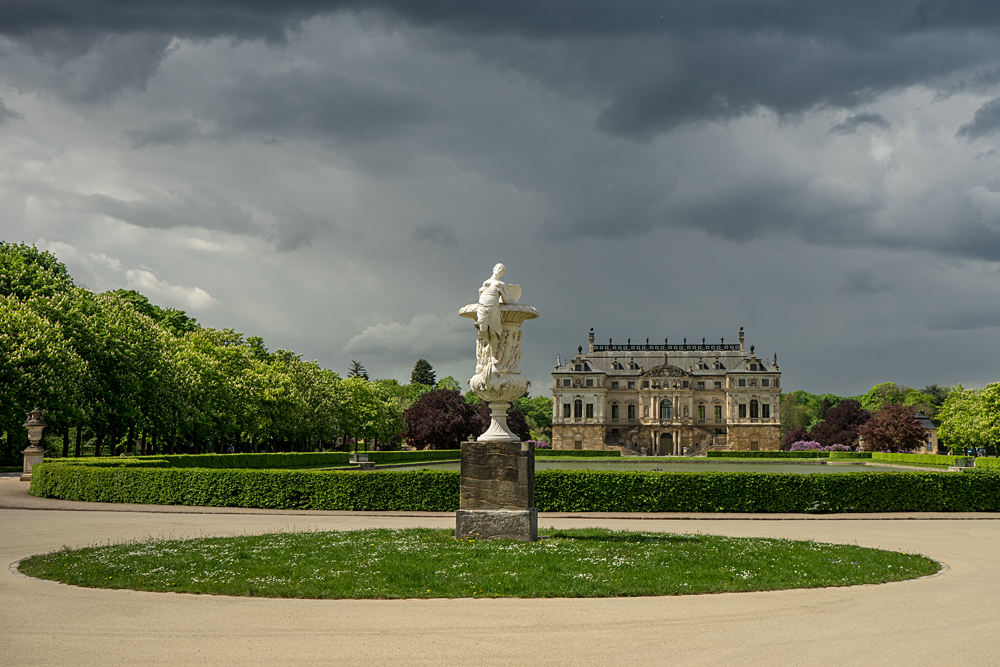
[0,243,553,463]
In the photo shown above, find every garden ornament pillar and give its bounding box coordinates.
[456,263,539,541]
[21,407,47,482]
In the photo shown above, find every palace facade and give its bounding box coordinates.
[551,327,781,454]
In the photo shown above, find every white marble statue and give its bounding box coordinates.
[459,263,538,441]
[475,263,521,363]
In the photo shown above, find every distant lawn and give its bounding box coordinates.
[17,528,939,599]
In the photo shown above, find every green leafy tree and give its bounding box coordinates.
[410,358,436,386]
[860,382,908,413]
[435,375,461,391]
[937,383,1000,455]
[337,377,402,452]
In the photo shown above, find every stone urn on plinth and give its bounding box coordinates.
[456,263,539,541]
[21,407,47,482]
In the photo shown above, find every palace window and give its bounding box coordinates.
[586,403,594,418]
[714,405,722,421]
[714,381,722,389]
[750,440,759,451]
[611,403,619,419]
[628,381,635,389]
[697,381,705,389]
[563,403,572,418]
[682,381,689,388]
[761,403,770,419]
[562,379,571,387]
[642,380,649,388]
[738,403,747,418]
[586,378,594,387]
[660,400,672,420]
[697,405,706,421]
[738,378,746,387]
[762,379,770,387]
[750,399,759,419]
[574,400,583,419]
[627,404,636,421]
[611,381,619,389]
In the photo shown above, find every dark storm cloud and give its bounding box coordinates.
[957,97,1000,140]
[77,190,257,234]
[413,222,458,247]
[208,69,427,142]
[126,118,203,147]
[271,204,337,252]
[0,98,21,124]
[7,1,1000,133]
[830,112,891,135]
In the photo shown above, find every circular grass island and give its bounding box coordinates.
[17,528,939,599]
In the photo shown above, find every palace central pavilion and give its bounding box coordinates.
[551,327,781,454]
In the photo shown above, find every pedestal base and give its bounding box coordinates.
[456,508,537,542]
[457,440,537,541]
[21,446,44,482]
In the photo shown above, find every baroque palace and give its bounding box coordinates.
[551,327,781,454]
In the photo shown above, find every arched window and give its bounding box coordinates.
[660,400,672,420]
[574,399,583,419]
[750,399,759,419]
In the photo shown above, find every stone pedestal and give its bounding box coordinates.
[21,446,44,482]
[456,440,537,541]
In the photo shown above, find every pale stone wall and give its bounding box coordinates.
[552,424,606,450]
[726,425,782,451]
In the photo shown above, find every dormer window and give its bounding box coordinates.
[750,363,758,371]
[575,364,582,371]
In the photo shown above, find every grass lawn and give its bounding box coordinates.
[17,528,939,599]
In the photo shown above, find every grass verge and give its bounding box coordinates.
[17,528,939,599]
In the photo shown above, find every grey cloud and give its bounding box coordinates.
[271,204,337,252]
[0,98,21,124]
[413,222,457,247]
[957,97,1000,140]
[928,309,1000,331]
[830,112,891,135]
[209,69,427,142]
[126,118,203,147]
[78,190,257,235]
[840,270,893,295]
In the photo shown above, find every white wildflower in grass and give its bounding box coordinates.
[16,528,939,600]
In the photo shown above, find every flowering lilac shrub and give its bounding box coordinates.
[790,440,854,452]
[789,441,823,451]
[528,440,551,449]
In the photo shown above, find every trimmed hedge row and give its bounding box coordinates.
[707,451,830,459]
[536,450,622,458]
[828,452,872,459]
[29,464,1000,513]
[975,457,1000,470]
[871,453,961,466]
[43,450,464,470]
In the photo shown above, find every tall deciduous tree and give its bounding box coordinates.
[857,404,928,453]
[404,389,485,450]
[808,399,871,448]
[410,358,436,386]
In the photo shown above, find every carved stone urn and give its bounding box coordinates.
[459,303,539,441]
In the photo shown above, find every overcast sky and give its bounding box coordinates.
[2,1,1000,396]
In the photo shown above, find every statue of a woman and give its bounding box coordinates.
[476,263,521,363]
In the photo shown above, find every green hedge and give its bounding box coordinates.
[29,464,1000,513]
[43,450,463,470]
[871,453,961,466]
[536,450,622,458]
[828,452,872,459]
[707,451,830,459]
[975,457,1000,470]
